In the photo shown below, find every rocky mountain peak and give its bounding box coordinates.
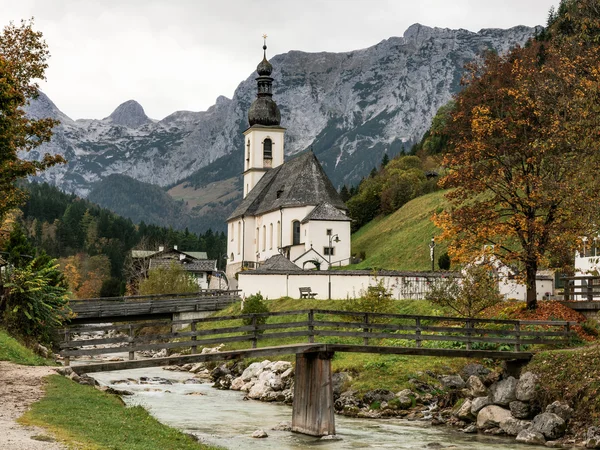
[106,100,150,128]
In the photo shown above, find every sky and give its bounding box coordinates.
[2,0,559,121]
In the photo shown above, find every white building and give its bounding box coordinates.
[226,43,351,279]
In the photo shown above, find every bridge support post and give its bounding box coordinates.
[291,351,335,437]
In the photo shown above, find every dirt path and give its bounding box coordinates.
[0,362,67,450]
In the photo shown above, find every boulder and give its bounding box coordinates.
[395,389,414,409]
[334,390,361,412]
[271,421,291,431]
[462,424,478,434]
[280,367,293,381]
[189,363,206,374]
[516,429,546,445]
[251,429,268,438]
[471,397,492,415]
[545,401,573,422]
[210,364,230,382]
[230,377,245,391]
[267,375,284,391]
[586,426,600,449]
[466,375,488,398]
[241,361,267,381]
[363,389,395,406]
[489,376,517,406]
[500,417,531,436]
[461,363,491,380]
[476,405,512,430]
[332,372,352,398]
[456,399,475,422]
[509,400,531,419]
[530,412,566,440]
[268,361,292,374]
[439,375,465,390]
[214,374,232,390]
[515,371,538,402]
[248,380,271,400]
[483,371,501,387]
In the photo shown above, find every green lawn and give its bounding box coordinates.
[349,190,449,271]
[20,375,221,450]
[0,328,53,366]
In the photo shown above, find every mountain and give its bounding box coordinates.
[24,23,538,230]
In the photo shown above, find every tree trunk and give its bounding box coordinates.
[526,261,538,310]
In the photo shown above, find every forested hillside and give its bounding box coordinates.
[17,182,226,297]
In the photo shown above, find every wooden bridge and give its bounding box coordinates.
[68,290,240,324]
[61,309,577,437]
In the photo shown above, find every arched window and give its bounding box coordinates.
[230,252,234,262]
[263,138,272,159]
[237,222,241,254]
[262,225,266,251]
[269,223,273,250]
[292,220,301,245]
[256,227,260,249]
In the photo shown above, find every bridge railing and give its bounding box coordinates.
[59,309,579,365]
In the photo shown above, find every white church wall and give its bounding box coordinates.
[305,220,351,268]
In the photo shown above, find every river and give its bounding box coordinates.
[90,367,547,450]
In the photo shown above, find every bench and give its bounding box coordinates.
[299,287,317,299]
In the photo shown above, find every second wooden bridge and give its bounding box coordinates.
[61,309,577,437]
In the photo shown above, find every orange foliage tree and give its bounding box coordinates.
[0,19,64,223]
[435,1,600,309]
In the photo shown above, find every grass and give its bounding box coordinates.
[526,344,600,428]
[0,328,53,366]
[20,375,221,450]
[348,190,449,271]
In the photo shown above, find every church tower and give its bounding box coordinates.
[243,38,286,198]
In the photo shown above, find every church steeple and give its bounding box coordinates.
[248,36,281,127]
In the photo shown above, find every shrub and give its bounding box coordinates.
[438,252,451,270]
[344,278,395,331]
[241,293,269,332]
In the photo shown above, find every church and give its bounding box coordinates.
[226,42,351,279]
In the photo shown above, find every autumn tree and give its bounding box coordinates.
[138,262,198,295]
[435,1,600,309]
[0,19,64,223]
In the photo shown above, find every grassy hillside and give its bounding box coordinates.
[0,329,52,366]
[349,190,449,271]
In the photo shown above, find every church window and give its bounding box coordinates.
[326,229,332,236]
[246,139,250,161]
[324,247,335,256]
[230,223,234,241]
[292,220,301,245]
[269,224,273,249]
[277,221,281,247]
[256,227,259,247]
[262,226,266,251]
[237,222,241,254]
[230,252,234,262]
[263,138,272,159]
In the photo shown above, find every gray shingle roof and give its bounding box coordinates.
[228,151,347,221]
[259,254,302,271]
[149,259,216,272]
[301,202,351,224]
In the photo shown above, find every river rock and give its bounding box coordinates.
[363,389,395,406]
[471,396,492,415]
[483,371,501,387]
[210,364,230,382]
[516,371,538,402]
[439,375,465,390]
[189,363,206,373]
[251,429,268,438]
[320,435,342,441]
[466,375,488,398]
[267,361,292,373]
[456,399,475,422]
[248,380,271,399]
[585,426,600,448]
[516,429,546,445]
[545,401,573,422]
[490,376,517,406]
[230,377,245,391]
[510,400,531,419]
[272,421,291,431]
[500,417,531,436]
[530,412,566,440]
[214,374,232,390]
[476,405,512,430]
[461,363,491,380]
[241,361,267,381]
[335,390,360,412]
[332,372,352,398]
[462,424,478,433]
[241,380,256,392]
[395,389,414,409]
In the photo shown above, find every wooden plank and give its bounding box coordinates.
[72,344,327,374]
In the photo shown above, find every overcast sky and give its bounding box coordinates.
[3,0,558,120]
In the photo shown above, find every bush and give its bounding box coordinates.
[344,278,395,330]
[438,252,451,270]
[138,262,198,295]
[426,264,503,318]
[241,293,269,332]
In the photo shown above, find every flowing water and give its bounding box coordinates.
[90,367,547,450]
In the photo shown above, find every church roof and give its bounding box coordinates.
[228,151,347,221]
[301,202,351,224]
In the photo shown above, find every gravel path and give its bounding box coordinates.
[0,362,67,450]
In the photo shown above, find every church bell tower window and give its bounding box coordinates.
[263,138,272,159]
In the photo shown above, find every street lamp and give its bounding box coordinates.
[328,234,340,299]
[429,236,436,272]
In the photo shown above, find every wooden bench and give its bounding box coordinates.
[299,287,317,299]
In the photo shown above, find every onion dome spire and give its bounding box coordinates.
[248,35,281,127]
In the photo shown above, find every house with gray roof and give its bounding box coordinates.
[226,42,351,278]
